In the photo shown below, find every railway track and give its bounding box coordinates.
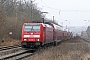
[0,45,35,60]
[0,45,21,51]
[0,45,23,57]
[80,36,90,43]
[0,49,34,60]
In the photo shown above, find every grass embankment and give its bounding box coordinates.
[28,37,90,60]
[0,37,21,46]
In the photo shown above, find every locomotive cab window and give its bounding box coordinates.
[24,24,40,32]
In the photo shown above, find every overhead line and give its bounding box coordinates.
[39,0,90,12]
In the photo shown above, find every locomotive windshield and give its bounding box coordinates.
[24,24,40,32]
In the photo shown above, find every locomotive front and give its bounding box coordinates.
[21,23,43,48]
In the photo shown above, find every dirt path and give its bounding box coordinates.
[27,37,90,60]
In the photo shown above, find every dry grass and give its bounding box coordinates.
[28,38,90,60]
[0,36,21,46]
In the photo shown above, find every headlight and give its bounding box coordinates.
[36,39,40,41]
[24,39,27,41]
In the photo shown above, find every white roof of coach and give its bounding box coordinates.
[52,23,63,30]
[41,23,53,28]
[44,24,52,28]
[63,28,68,32]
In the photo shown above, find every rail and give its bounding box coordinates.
[0,45,21,51]
[0,50,33,60]
[80,36,90,43]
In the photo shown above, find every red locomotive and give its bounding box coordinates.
[21,22,72,49]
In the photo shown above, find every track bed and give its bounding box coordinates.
[27,37,90,60]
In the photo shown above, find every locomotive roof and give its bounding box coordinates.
[24,22,52,28]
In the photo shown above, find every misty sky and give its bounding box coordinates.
[34,0,90,27]
[29,0,90,35]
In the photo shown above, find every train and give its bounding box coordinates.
[21,22,73,49]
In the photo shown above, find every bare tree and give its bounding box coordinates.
[0,0,57,40]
